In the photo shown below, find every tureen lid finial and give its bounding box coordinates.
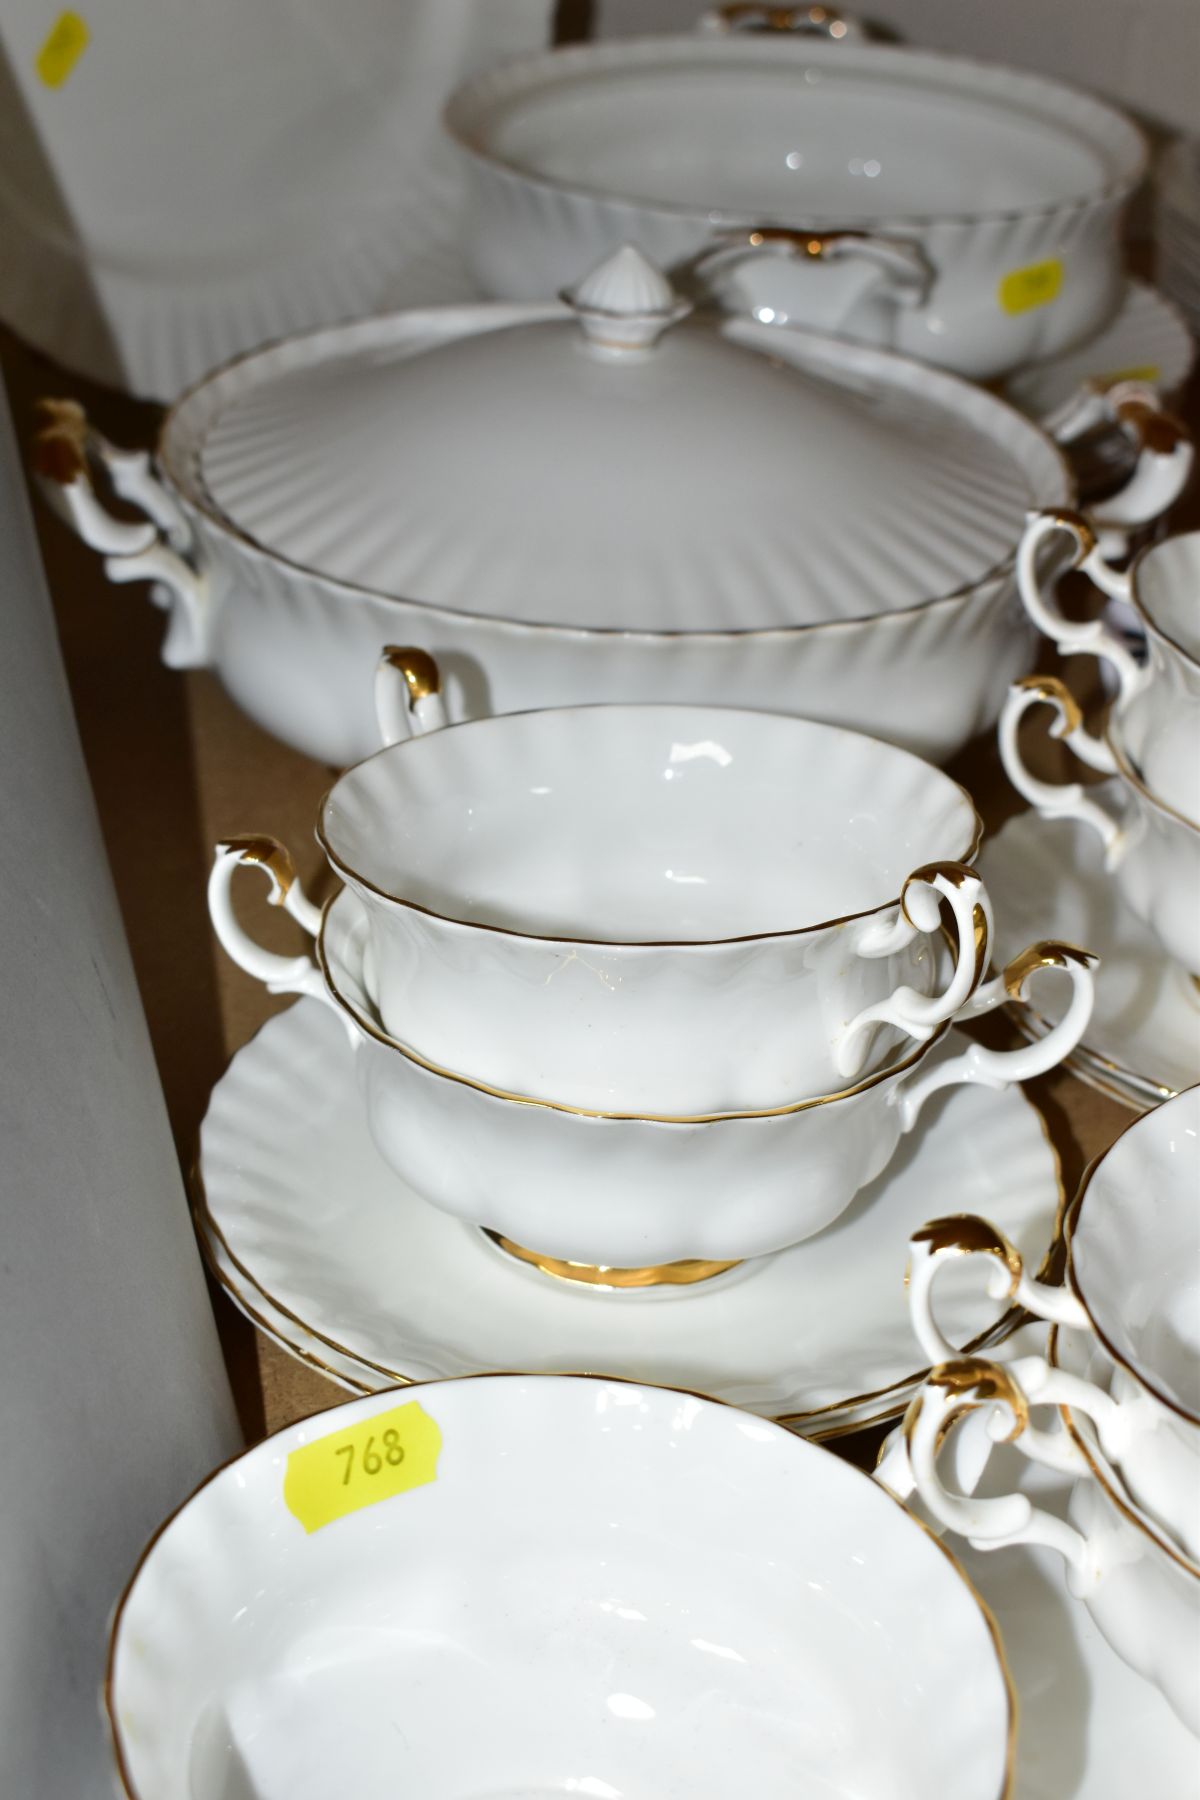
[561,244,692,352]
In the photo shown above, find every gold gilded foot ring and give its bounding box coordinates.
[484,1231,742,1290]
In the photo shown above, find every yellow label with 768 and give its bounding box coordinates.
[283,1401,442,1534]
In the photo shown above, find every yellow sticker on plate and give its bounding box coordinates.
[1095,364,1162,386]
[998,258,1063,316]
[283,1400,442,1535]
[36,12,89,87]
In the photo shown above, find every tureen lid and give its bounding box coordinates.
[186,245,1060,630]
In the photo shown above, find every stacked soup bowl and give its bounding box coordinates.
[209,646,1096,1289]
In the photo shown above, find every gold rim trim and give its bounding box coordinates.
[148,307,1075,647]
[104,1367,1016,1800]
[874,1487,1017,1798]
[317,901,952,1122]
[1061,1105,1200,1427]
[316,746,984,952]
[485,1230,740,1288]
[192,1164,410,1385]
[195,1213,374,1396]
[1048,1326,1200,1577]
[1130,550,1200,678]
[1107,713,1200,837]
[190,1012,1066,1439]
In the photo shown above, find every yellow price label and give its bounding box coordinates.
[283,1400,442,1535]
[998,258,1063,316]
[1095,364,1162,387]
[36,12,89,87]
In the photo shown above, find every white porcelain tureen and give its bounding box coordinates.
[444,34,1146,378]
[35,247,1184,769]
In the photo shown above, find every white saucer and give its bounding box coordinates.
[196,999,1063,1437]
[1003,278,1195,423]
[980,803,1200,1109]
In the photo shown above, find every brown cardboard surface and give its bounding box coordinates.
[3,315,1192,1466]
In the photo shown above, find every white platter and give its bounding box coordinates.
[196,999,1063,1437]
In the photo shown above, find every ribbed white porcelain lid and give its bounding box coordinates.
[192,245,1055,630]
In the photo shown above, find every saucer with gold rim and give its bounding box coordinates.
[980,802,1200,1109]
[195,998,1062,1436]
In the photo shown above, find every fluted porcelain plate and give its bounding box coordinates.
[980,804,1200,1108]
[1004,278,1195,423]
[196,1000,1062,1436]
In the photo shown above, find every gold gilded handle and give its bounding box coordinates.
[375,646,449,748]
[207,838,329,1007]
[700,4,865,38]
[835,862,992,1079]
[31,397,209,668]
[898,1357,1093,1570]
[998,675,1125,855]
[694,225,931,305]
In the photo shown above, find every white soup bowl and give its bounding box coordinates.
[107,1374,1015,1800]
[320,655,992,1114]
[208,843,1096,1281]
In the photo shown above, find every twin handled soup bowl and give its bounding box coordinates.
[1013,508,1200,825]
[886,1089,1200,1735]
[323,653,995,1114]
[1000,674,1200,976]
[209,836,1095,1283]
[897,1345,1200,1740]
[106,1375,1015,1800]
[904,1087,1200,1563]
[34,262,1187,772]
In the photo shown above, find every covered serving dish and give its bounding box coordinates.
[444,34,1146,379]
[36,246,1183,770]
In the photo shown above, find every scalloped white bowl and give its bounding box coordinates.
[320,703,982,1111]
[107,1376,1013,1800]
